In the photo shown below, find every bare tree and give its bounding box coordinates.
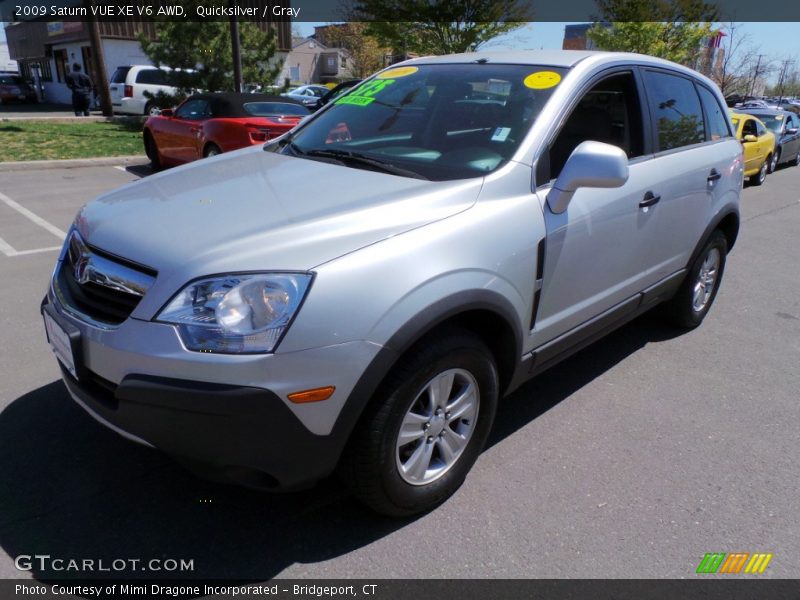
[710,22,754,98]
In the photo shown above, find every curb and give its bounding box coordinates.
[0,115,147,124]
[0,155,149,172]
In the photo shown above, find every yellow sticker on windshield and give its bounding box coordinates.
[524,71,561,89]
[377,66,418,79]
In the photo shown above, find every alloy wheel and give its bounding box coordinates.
[395,368,479,486]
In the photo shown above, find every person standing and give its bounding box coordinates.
[65,63,93,117]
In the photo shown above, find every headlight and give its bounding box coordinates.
[156,273,312,354]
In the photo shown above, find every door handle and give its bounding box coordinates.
[639,191,661,208]
[707,169,722,183]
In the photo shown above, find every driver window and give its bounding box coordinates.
[176,99,210,120]
[742,120,757,137]
[547,72,644,181]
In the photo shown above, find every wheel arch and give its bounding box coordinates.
[687,207,739,269]
[327,291,523,460]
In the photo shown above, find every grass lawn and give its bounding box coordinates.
[0,120,144,162]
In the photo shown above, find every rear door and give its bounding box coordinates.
[108,66,130,108]
[636,70,737,279]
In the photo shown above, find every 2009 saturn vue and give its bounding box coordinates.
[43,51,742,516]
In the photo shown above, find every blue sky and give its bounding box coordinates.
[298,21,800,84]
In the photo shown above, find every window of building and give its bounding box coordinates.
[643,70,705,151]
[53,49,68,83]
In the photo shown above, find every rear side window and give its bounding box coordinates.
[243,102,309,117]
[110,67,131,84]
[136,69,167,85]
[697,85,731,141]
[643,70,705,151]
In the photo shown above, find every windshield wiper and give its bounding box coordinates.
[301,148,429,180]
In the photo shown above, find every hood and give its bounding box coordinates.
[76,146,481,302]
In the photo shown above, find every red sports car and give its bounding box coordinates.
[142,93,309,168]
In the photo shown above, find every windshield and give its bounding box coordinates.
[749,114,784,133]
[0,75,25,85]
[274,63,568,181]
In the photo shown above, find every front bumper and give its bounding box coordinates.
[42,295,384,490]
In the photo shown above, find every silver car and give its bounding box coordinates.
[43,51,742,516]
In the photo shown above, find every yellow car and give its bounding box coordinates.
[730,111,776,185]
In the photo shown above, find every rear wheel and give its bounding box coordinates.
[204,143,222,158]
[795,151,800,167]
[664,230,727,329]
[143,131,161,170]
[144,102,160,116]
[750,159,768,185]
[340,328,499,516]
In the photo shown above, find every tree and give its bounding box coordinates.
[318,23,387,79]
[140,11,282,94]
[587,0,717,66]
[710,22,756,98]
[349,0,532,56]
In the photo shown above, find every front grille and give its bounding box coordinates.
[54,232,156,326]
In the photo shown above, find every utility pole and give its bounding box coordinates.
[776,60,794,103]
[748,54,765,98]
[229,11,242,93]
[85,0,112,116]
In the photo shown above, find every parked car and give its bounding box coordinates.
[738,109,800,171]
[730,111,777,184]
[281,84,331,107]
[0,73,37,104]
[309,79,363,111]
[142,93,309,169]
[43,51,741,516]
[109,65,193,116]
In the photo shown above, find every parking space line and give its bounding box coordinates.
[13,246,62,256]
[113,166,126,172]
[0,191,67,240]
[0,235,16,257]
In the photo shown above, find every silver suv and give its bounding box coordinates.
[43,51,742,516]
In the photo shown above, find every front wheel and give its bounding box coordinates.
[664,230,728,329]
[768,148,780,173]
[750,158,768,185]
[143,131,161,170]
[340,328,499,516]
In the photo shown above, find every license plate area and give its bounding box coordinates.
[43,304,83,381]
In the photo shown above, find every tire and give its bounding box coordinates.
[204,143,222,158]
[794,151,800,167]
[340,327,499,516]
[768,148,780,173]
[750,159,768,185]
[143,131,161,170]
[144,102,160,116]
[664,230,727,329]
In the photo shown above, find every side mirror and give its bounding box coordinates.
[786,127,798,135]
[159,108,174,118]
[742,134,757,143]
[546,141,629,214]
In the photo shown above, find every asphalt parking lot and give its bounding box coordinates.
[0,160,798,580]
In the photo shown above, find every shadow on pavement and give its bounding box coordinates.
[124,164,154,178]
[0,313,681,580]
